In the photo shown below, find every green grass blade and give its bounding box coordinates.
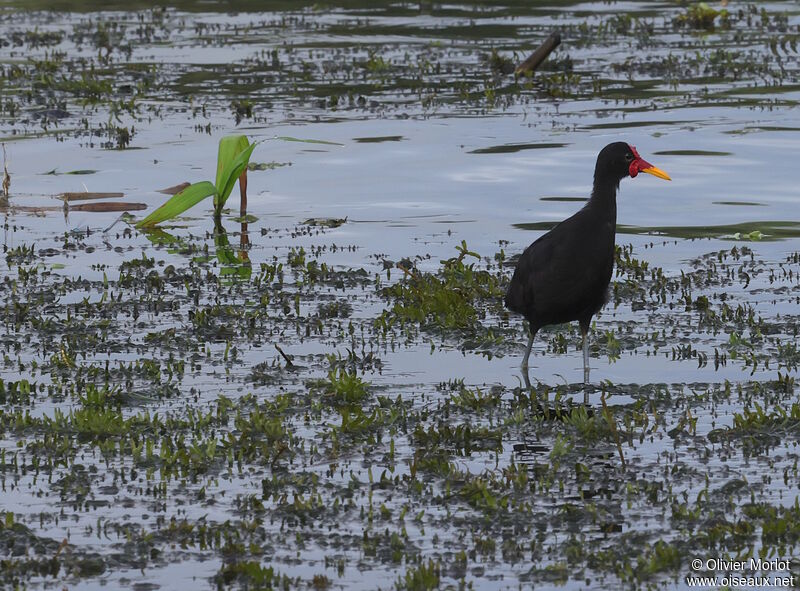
[215,135,250,191]
[215,141,257,210]
[136,181,217,228]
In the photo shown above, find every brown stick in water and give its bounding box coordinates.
[239,169,248,218]
[2,144,10,200]
[515,32,561,75]
[60,192,125,202]
[157,182,191,195]
[69,202,147,212]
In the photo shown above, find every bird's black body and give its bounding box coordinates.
[504,196,616,335]
[505,142,670,380]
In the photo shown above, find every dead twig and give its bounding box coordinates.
[275,344,295,368]
[515,32,561,75]
[157,182,191,195]
[68,202,146,212]
[60,192,125,202]
[239,169,248,218]
[54,538,68,558]
[2,144,10,200]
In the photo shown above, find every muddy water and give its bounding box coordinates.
[1,2,800,590]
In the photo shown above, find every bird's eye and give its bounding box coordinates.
[625,153,633,162]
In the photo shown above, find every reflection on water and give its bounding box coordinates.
[214,218,252,282]
[1,2,800,590]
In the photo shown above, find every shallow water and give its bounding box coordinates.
[1,1,800,590]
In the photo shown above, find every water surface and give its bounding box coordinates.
[1,1,799,590]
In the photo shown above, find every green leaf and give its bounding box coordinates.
[215,135,251,192]
[214,141,257,210]
[136,181,217,228]
[274,136,343,146]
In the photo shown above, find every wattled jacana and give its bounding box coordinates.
[504,142,671,385]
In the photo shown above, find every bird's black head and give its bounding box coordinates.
[594,142,671,186]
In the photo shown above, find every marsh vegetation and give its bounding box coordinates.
[0,1,799,589]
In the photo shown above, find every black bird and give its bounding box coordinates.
[504,142,670,385]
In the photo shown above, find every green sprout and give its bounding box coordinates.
[136,134,256,228]
[135,134,342,229]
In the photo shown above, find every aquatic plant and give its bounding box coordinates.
[6,4,800,590]
[314,367,370,405]
[136,134,256,228]
[397,559,440,591]
[378,241,504,333]
[673,3,727,30]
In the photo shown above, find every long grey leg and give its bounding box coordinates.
[581,325,590,405]
[521,331,535,369]
[521,329,536,390]
[582,331,590,385]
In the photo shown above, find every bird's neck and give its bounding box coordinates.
[588,172,619,218]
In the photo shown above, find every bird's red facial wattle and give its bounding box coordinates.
[628,145,672,181]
